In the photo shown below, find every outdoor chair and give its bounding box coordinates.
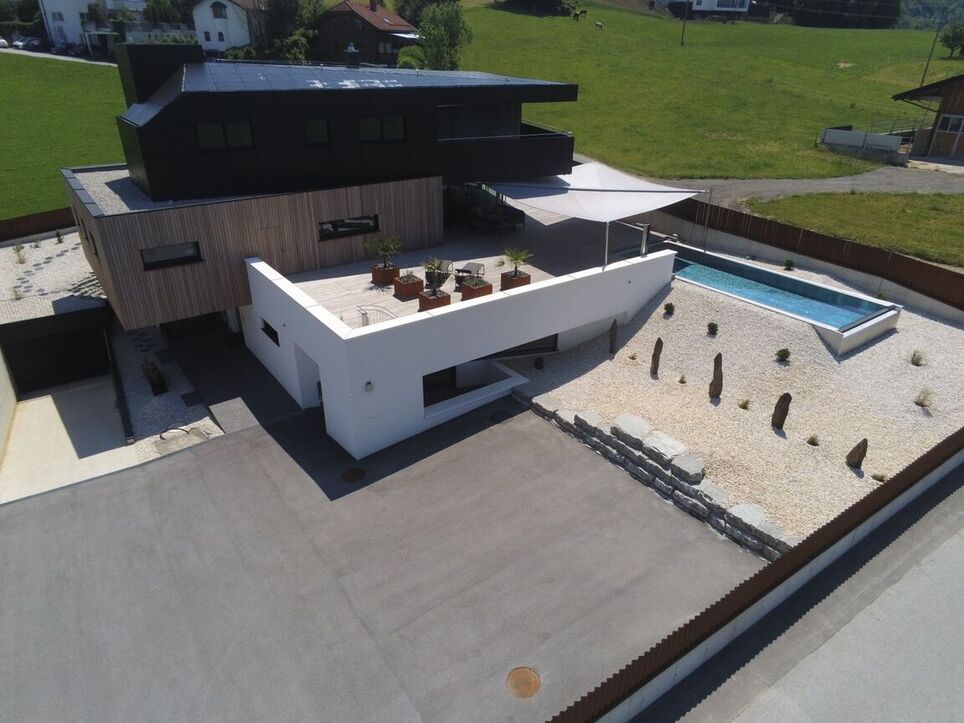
[454,261,485,288]
[426,259,453,289]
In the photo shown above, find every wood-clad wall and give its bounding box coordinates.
[78,176,443,329]
[931,81,964,159]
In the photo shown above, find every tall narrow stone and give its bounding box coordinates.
[709,352,723,399]
[650,337,663,377]
[771,392,792,430]
[846,438,868,469]
[609,319,618,355]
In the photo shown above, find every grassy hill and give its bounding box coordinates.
[461,3,959,179]
[0,53,125,219]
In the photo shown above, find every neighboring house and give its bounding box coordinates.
[659,0,749,19]
[893,73,964,161]
[192,0,263,54]
[316,0,418,65]
[36,0,193,51]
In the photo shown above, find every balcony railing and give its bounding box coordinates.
[438,120,572,144]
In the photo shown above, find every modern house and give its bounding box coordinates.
[894,73,964,161]
[63,45,693,459]
[192,0,264,54]
[316,0,418,64]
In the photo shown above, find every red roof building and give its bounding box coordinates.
[317,0,419,65]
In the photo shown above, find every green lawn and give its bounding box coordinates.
[462,4,959,179]
[0,54,126,219]
[747,193,964,267]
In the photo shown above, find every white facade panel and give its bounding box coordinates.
[193,0,250,52]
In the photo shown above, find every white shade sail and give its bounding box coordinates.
[490,162,701,223]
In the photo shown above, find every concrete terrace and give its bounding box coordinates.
[290,208,649,328]
[0,402,762,722]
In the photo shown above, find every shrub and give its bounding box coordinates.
[55,230,63,244]
[678,374,686,384]
[31,239,40,249]
[398,269,419,283]
[366,237,401,269]
[807,434,819,446]
[461,274,489,288]
[664,302,675,316]
[12,287,22,301]
[738,398,750,410]
[776,348,791,362]
[784,259,795,271]
[910,349,925,367]
[497,248,533,277]
[13,243,25,264]
[628,352,637,361]
[871,473,888,482]
[707,321,718,336]
[914,388,934,408]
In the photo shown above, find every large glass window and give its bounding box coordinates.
[305,119,330,146]
[318,215,379,241]
[358,116,406,143]
[197,121,253,150]
[141,242,202,271]
[197,122,225,150]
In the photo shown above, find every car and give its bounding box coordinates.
[24,38,50,52]
[67,44,87,57]
[0,38,9,48]
[11,37,32,49]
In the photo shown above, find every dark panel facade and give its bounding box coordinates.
[116,43,206,106]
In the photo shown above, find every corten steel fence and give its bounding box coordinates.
[550,424,964,723]
[0,207,75,243]
[665,199,964,311]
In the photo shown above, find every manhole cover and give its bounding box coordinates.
[506,667,540,698]
[489,409,512,424]
[342,467,366,484]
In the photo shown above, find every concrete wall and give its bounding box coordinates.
[0,348,16,463]
[646,211,964,324]
[244,250,676,458]
[822,128,901,152]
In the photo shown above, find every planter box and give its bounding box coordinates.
[461,280,493,300]
[418,290,451,312]
[371,264,400,286]
[500,271,531,291]
[393,276,424,299]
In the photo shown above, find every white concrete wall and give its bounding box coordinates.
[822,128,902,152]
[646,210,964,324]
[244,251,675,459]
[0,348,16,464]
[193,0,250,52]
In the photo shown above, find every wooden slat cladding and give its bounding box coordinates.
[78,177,443,329]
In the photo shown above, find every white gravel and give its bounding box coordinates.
[510,270,964,536]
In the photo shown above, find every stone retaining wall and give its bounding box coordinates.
[514,390,801,561]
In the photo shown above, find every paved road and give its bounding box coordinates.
[0,47,115,66]
[641,463,964,723]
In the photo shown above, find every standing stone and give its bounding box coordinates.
[708,352,723,399]
[846,438,868,469]
[771,392,792,430]
[650,337,663,377]
[609,319,618,355]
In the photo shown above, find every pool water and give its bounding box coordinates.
[674,258,881,330]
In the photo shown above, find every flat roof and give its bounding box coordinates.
[0,406,761,721]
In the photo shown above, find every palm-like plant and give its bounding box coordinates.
[423,258,447,296]
[497,247,533,278]
[367,236,401,270]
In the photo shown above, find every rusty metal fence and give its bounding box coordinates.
[664,199,964,311]
[0,207,75,243]
[551,424,964,722]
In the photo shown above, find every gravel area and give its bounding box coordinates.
[75,168,242,215]
[509,265,964,536]
[112,326,223,463]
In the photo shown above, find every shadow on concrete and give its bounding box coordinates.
[635,466,964,722]
[263,398,527,501]
[46,376,127,458]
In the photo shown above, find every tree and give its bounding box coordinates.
[86,1,106,27]
[788,0,899,29]
[419,1,471,70]
[271,26,315,60]
[263,0,300,46]
[396,44,425,69]
[941,23,964,57]
[297,0,327,28]
[15,0,38,23]
[144,0,180,24]
[395,0,453,27]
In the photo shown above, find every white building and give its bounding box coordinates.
[193,0,262,54]
[37,0,194,50]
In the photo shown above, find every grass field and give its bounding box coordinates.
[0,53,125,219]
[461,3,959,179]
[748,193,964,267]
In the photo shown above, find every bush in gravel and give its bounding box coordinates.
[707,321,718,336]
[12,287,23,301]
[13,243,25,264]
[664,302,675,316]
[738,398,750,410]
[628,352,637,360]
[776,348,791,363]
[784,259,795,271]
[807,434,820,446]
[910,349,925,367]
[871,473,888,482]
[55,230,63,244]
[914,388,934,408]
[678,373,686,384]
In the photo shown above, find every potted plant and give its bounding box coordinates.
[142,359,168,395]
[393,269,424,299]
[367,236,401,285]
[460,274,493,300]
[498,248,532,290]
[418,258,451,311]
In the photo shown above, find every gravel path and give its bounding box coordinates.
[510,263,964,537]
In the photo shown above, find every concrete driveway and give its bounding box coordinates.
[0,401,762,722]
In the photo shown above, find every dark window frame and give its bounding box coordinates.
[358,116,407,144]
[261,319,280,346]
[318,214,379,241]
[141,242,203,271]
[196,120,254,151]
[211,1,227,18]
[304,118,330,146]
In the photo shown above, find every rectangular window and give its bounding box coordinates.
[358,116,406,143]
[198,121,253,150]
[141,242,202,271]
[204,30,211,41]
[51,11,64,21]
[305,118,330,145]
[197,122,225,150]
[224,121,253,148]
[261,319,279,346]
[318,215,379,241]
